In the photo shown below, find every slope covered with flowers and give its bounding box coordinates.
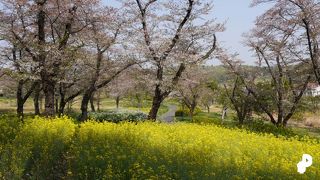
[0,116,319,179]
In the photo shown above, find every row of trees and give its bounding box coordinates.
[0,0,319,127]
[0,0,223,120]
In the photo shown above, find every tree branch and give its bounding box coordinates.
[136,0,158,61]
[96,62,136,90]
[161,0,194,60]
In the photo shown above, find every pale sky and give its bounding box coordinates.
[102,0,273,65]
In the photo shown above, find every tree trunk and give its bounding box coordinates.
[33,83,41,115]
[116,96,120,109]
[16,80,36,119]
[58,85,65,115]
[42,79,56,116]
[237,111,244,125]
[40,96,43,112]
[59,101,66,115]
[148,98,162,120]
[90,94,95,112]
[80,88,94,121]
[17,100,24,119]
[17,80,24,118]
[97,91,101,112]
[221,106,227,120]
[148,85,165,120]
[37,1,55,116]
[55,96,59,114]
[189,107,195,122]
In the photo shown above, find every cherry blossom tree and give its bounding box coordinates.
[200,79,218,113]
[122,0,223,120]
[175,66,212,119]
[251,0,319,83]
[77,5,139,121]
[222,31,311,126]
[0,0,95,116]
[223,77,255,124]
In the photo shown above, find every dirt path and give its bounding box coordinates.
[159,105,177,123]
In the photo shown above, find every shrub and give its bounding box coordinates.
[0,116,76,179]
[238,119,296,138]
[89,111,148,123]
[175,109,186,117]
[175,107,202,117]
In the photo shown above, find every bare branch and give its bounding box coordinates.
[161,0,194,60]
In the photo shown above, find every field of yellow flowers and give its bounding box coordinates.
[1,115,320,179]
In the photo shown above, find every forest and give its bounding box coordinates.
[0,0,320,179]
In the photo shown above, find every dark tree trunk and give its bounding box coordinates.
[17,101,24,119]
[16,80,37,119]
[148,85,164,120]
[90,94,95,112]
[80,88,94,121]
[37,2,56,116]
[148,98,162,120]
[58,83,83,115]
[237,111,244,125]
[17,80,24,118]
[42,79,56,116]
[188,100,197,122]
[97,91,101,112]
[33,83,41,115]
[59,101,66,115]
[58,84,65,115]
[116,96,120,109]
[55,96,59,114]
[40,97,43,112]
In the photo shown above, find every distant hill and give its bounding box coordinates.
[202,65,270,84]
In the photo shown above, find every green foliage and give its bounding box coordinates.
[89,110,148,123]
[206,80,218,91]
[299,96,320,114]
[175,107,202,117]
[176,112,298,138]
[240,120,296,137]
[253,81,276,114]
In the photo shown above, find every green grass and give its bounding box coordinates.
[175,111,320,140]
[175,111,235,124]
[291,127,320,139]
[0,97,169,117]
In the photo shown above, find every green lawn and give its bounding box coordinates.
[0,97,169,117]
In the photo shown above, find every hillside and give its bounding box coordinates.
[1,116,319,179]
